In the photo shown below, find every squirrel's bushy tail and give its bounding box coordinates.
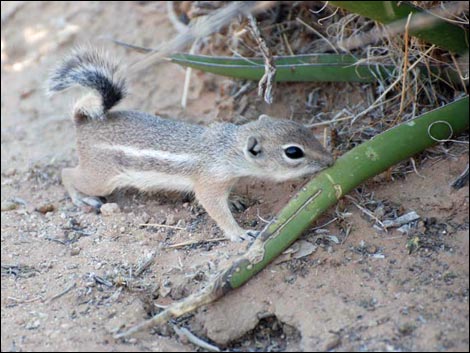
[48,48,126,122]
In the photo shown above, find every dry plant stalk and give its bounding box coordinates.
[398,13,413,119]
[247,14,276,104]
[351,45,436,124]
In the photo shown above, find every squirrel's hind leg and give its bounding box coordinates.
[61,167,106,212]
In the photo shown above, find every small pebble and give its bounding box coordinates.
[176,219,186,228]
[3,168,17,177]
[35,203,55,214]
[25,319,41,330]
[324,335,341,351]
[140,212,151,223]
[165,213,176,225]
[100,203,120,215]
[70,247,81,256]
[1,201,18,211]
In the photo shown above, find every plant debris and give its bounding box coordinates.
[383,211,421,228]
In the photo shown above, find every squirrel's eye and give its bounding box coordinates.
[284,146,304,159]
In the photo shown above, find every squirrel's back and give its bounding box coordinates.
[48,48,127,122]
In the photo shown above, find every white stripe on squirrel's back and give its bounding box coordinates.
[95,144,197,165]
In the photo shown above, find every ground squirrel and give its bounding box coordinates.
[48,49,334,241]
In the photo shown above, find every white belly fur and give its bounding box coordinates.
[109,170,194,193]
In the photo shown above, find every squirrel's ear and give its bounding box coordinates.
[244,136,262,159]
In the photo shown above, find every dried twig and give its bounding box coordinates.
[351,45,436,124]
[134,252,157,277]
[7,296,44,304]
[166,1,189,34]
[296,17,339,54]
[109,38,154,53]
[181,40,200,109]
[48,282,76,303]
[247,14,276,104]
[280,25,294,56]
[139,223,186,230]
[382,211,421,228]
[166,238,228,249]
[409,157,425,178]
[173,324,221,352]
[451,163,469,189]
[345,195,387,231]
[450,54,469,95]
[398,13,413,119]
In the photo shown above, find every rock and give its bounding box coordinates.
[140,211,151,223]
[1,200,18,211]
[105,300,147,335]
[70,247,81,256]
[25,319,40,330]
[3,168,17,177]
[383,211,420,228]
[100,203,120,216]
[323,334,341,351]
[159,283,172,298]
[199,299,265,345]
[398,322,416,336]
[35,203,55,214]
[165,213,176,225]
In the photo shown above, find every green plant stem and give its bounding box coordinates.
[116,96,469,338]
[229,95,469,287]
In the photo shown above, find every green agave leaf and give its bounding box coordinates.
[330,1,469,54]
[171,53,395,82]
[170,53,461,84]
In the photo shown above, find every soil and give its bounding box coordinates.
[1,2,468,352]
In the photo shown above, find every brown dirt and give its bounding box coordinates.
[1,2,468,352]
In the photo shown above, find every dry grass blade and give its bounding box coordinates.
[247,14,276,104]
[398,13,413,119]
[48,282,76,303]
[139,223,186,230]
[173,324,221,352]
[351,45,436,124]
[166,238,228,249]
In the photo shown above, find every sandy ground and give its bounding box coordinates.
[1,2,469,352]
